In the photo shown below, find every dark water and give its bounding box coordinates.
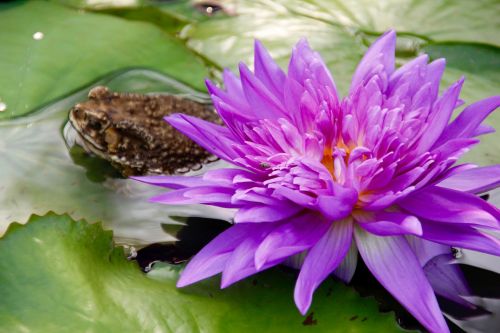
[0,68,498,332]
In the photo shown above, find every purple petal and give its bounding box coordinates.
[315,186,358,220]
[406,236,451,266]
[417,78,464,153]
[273,185,315,207]
[389,54,429,92]
[425,58,446,102]
[351,30,396,92]
[254,40,286,102]
[222,68,245,98]
[233,202,303,223]
[354,227,449,333]
[333,241,358,283]
[210,91,254,131]
[206,79,250,120]
[166,113,239,161]
[294,219,353,314]
[131,175,207,189]
[424,254,474,308]
[472,123,495,136]
[288,38,337,92]
[398,186,499,229]
[254,213,331,270]
[238,62,287,120]
[149,186,235,208]
[437,165,500,194]
[430,138,479,163]
[177,223,258,287]
[420,221,500,256]
[221,224,276,288]
[356,211,423,236]
[283,77,305,129]
[436,95,500,145]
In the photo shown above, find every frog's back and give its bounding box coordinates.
[69,86,221,176]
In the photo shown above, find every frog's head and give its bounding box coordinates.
[68,86,113,153]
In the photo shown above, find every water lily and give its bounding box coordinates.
[134,31,500,333]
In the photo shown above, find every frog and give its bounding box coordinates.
[68,86,221,176]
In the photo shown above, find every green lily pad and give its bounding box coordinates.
[181,0,365,95]
[54,0,236,22]
[276,0,500,46]
[53,0,146,9]
[0,1,209,119]
[0,213,407,333]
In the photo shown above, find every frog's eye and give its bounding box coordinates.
[88,118,102,131]
[72,106,83,118]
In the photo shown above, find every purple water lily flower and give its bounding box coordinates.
[134,30,500,333]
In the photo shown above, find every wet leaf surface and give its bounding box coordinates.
[0,213,408,333]
[0,1,209,119]
[276,0,500,46]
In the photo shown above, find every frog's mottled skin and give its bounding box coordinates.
[69,86,220,176]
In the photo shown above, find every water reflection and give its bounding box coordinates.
[32,31,44,40]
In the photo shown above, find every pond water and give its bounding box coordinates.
[0,68,498,332]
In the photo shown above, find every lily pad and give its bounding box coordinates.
[276,0,500,46]
[0,1,209,119]
[0,213,407,333]
[181,0,365,95]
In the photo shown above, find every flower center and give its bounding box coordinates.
[321,148,335,176]
[321,139,353,181]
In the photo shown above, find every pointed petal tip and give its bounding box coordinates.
[294,287,312,316]
[163,113,182,123]
[431,57,446,67]
[254,255,265,271]
[238,61,249,72]
[374,29,396,47]
[129,175,142,182]
[205,78,215,90]
[254,38,264,50]
[220,278,231,289]
[238,62,254,80]
[176,275,192,288]
[403,216,423,236]
[292,37,312,55]
[254,39,270,60]
[296,37,309,45]
[384,29,396,38]
[147,196,164,204]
